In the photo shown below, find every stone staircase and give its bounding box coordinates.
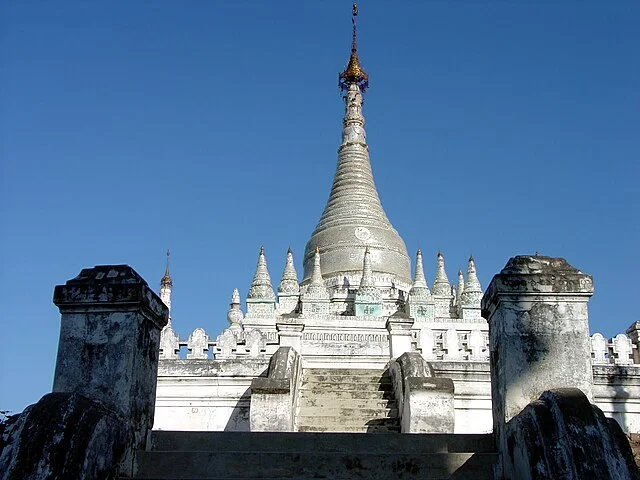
[298,368,399,433]
[130,431,497,479]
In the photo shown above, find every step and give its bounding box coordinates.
[133,451,494,479]
[299,389,394,400]
[303,368,389,376]
[298,407,398,419]
[300,382,393,392]
[298,425,400,433]
[299,397,396,409]
[302,374,392,384]
[297,417,400,429]
[149,431,496,455]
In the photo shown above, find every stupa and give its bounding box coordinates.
[152,5,638,436]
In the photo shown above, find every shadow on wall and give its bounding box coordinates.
[604,365,633,433]
[224,389,251,432]
[491,302,557,433]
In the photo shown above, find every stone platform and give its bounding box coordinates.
[129,431,497,479]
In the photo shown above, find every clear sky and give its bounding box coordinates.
[1,1,638,414]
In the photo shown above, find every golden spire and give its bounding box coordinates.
[161,249,172,288]
[339,3,369,92]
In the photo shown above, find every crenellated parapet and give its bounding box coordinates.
[591,332,636,365]
[159,325,277,360]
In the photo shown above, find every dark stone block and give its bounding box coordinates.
[502,388,640,480]
[0,392,129,480]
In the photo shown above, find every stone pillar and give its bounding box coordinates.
[277,317,304,353]
[52,265,169,466]
[250,347,301,432]
[626,321,640,364]
[387,314,414,358]
[481,256,594,445]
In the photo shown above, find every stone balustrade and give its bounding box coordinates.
[591,332,637,365]
[159,325,278,360]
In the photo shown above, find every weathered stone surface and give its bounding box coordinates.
[482,255,595,439]
[389,352,454,433]
[0,392,129,480]
[52,265,168,474]
[298,368,400,433]
[250,347,301,431]
[134,431,497,479]
[501,388,639,480]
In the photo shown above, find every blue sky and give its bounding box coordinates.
[1,1,638,414]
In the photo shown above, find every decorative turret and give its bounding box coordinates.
[412,249,430,292]
[359,247,375,288]
[407,249,434,319]
[227,288,244,331]
[302,247,330,315]
[302,3,411,292]
[245,246,277,321]
[278,247,300,314]
[247,246,275,300]
[159,249,172,325]
[432,252,451,296]
[278,247,300,295]
[431,251,454,318]
[355,247,382,316]
[461,256,482,307]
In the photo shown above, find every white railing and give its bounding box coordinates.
[591,333,637,365]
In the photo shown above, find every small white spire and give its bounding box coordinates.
[247,246,275,300]
[457,269,465,301]
[432,251,451,296]
[231,288,241,305]
[464,256,482,293]
[227,288,244,329]
[461,256,483,307]
[356,246,382,306]
[159,249,173,325]
[412,249,429,290]
[360,246,375,287]
[305,247,330,298]
[278,247,300,295]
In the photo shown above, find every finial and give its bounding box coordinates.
[260,245,265,255]
[231,288,241,305]
[161,249,173,288]
[339,3,369,92]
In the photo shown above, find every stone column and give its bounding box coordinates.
[481,256,594,444]
[53,265,169,463]
[386,314,415,358]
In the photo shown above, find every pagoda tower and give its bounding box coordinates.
[302,4,411,297]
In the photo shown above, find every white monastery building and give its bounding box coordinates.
[152,6,640,436]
